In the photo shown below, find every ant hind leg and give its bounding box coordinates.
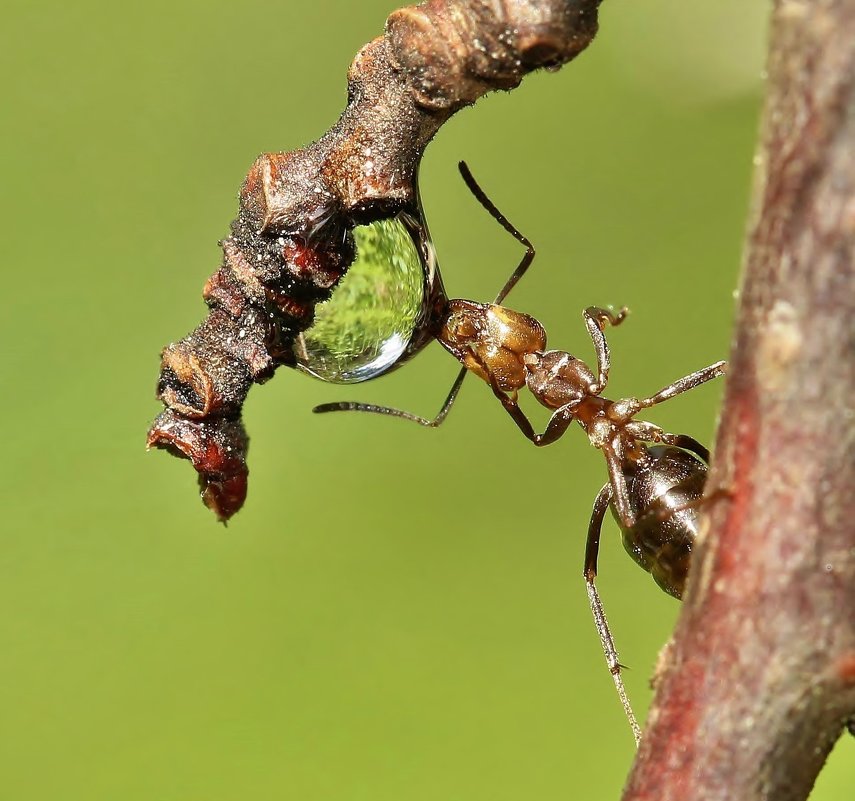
[660,433,710,463]
[584,482,642,745]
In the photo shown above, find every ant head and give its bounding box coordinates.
[438,300,546,392]
[440,300,482,346]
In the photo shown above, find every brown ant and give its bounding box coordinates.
[314,163,726,743]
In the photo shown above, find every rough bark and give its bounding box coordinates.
[146,0,604,520]
[623,2,855,799]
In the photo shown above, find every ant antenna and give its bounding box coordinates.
[458,161,535,305]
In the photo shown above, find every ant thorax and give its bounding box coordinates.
[523,350,598,410]
[584,411,651,464]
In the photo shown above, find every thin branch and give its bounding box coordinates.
[624,2,855,799]
[146,0,604,520]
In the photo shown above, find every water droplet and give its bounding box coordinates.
[293,208,443,383]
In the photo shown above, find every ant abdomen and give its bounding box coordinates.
[617,445,708,599]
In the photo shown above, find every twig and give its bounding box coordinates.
[146,0,604,520]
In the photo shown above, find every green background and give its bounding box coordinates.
[2,1,851,799]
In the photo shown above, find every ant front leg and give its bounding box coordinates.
[486,379,578,447]
[535,404,579,446]
[583,306,629,394]
[470,349,578,447]
[488,385,539,441]
[584,482,642,745]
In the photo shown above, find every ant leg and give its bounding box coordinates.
[583,306,629,393]
[534,405,578,446]
[471,346,578,446]
[482,379,547,443]
[661,433,710,463]
[672,434,733,512]
[584,483,612,583]
[313,366,468,428]
[491,390,539,441]
[486,378,578,447]
[661,487,730,518]
[623,423,711,465]
[602,443,637,530]
[637,361,726,409]
[458,161,535,305]
[609,363,726,426]
[584,483,642,745]
[623,420,665,443]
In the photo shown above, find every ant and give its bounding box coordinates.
[314,162,726,744]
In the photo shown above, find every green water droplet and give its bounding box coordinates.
[293,210,441,383]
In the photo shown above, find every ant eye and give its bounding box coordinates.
[293,206,442,383]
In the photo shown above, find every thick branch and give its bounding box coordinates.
[146,0,603,520]
[624,2,855,799]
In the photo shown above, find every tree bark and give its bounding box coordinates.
[623,2,855,799]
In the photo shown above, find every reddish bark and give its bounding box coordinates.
[623,2,855,799]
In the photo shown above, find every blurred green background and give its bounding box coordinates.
[2,1,851,799]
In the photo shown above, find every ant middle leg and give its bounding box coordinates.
[489,385,579,447]
[607,362,726,427]
[638,361,726,409]
[584,482,642,745]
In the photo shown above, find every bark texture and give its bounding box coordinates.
[146,0,603,520]
[623,2,855,799]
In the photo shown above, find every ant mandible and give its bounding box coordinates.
[315,162,726,743]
